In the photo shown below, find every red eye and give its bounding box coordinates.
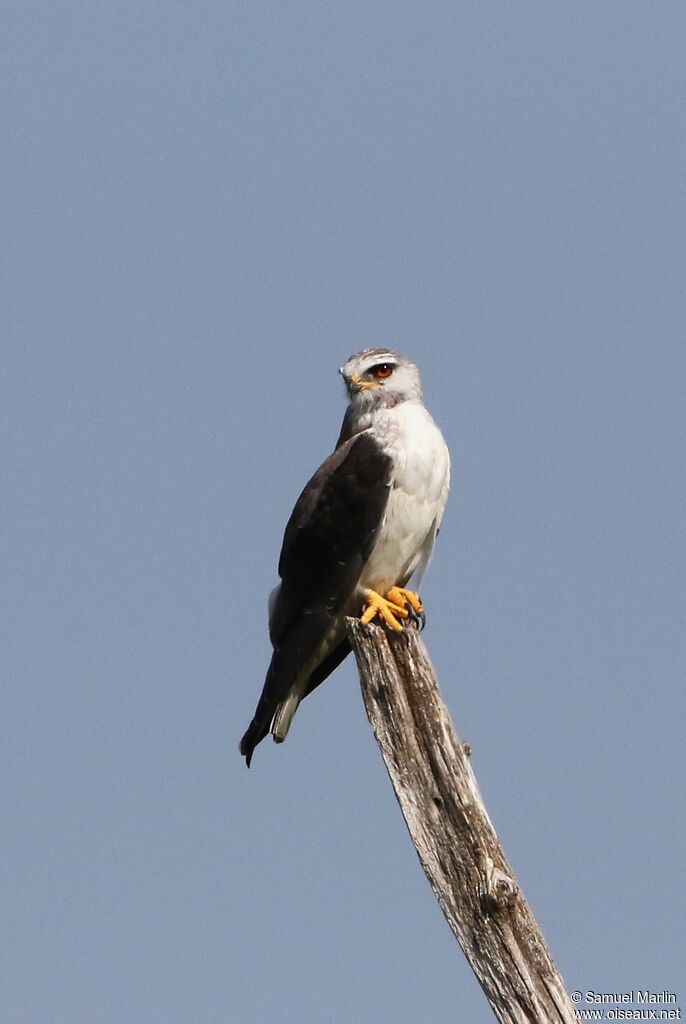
[373,364,394,379]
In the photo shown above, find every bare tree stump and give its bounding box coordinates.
[346,619,576,1024]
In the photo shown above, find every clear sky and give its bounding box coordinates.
[3,3,685,1022]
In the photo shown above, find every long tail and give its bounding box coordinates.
[238,639,352,767]
[239,689,302,768]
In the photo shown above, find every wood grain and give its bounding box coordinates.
[347,619,576,1024]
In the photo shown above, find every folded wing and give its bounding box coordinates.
[239,431,392,765]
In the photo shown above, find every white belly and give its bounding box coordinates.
[288,399,450,699]
[357,402,450,597]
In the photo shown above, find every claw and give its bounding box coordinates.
[360,589,409,632]
[385,587,425,630]
[407,604,426,631]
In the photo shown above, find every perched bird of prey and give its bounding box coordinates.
[239,348,450,766]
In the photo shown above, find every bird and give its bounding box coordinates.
[239,348,450,766]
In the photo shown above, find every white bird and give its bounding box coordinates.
[240,348,450,766]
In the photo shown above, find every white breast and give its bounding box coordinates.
[357,400,450,597]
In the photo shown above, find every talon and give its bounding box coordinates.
[385,587,426,631]
[360,589,408,632]
[408,604,426,631]
[386,587,424,615]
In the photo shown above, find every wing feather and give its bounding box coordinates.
[240,431,391,764]
[269,431,391,644]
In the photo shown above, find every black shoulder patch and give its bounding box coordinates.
[267,432,390,644]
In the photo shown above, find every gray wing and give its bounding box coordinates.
[240,430,392,765]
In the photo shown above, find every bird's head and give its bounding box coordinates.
[339,349,422,409]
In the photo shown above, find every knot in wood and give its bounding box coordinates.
[482,863,519,912]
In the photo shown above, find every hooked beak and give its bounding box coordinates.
[343,372,376,394]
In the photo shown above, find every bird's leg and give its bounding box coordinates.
[385,587,426,630]
[386,587,424,615]
[360,589,409,632]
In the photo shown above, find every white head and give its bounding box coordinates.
[339,348,423,410]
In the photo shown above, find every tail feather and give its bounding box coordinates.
[239,690,302,768]
[239,637,352,767]
[239,718,269,769]
[270,691,302,743]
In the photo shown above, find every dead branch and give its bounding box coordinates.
[346,619,576,1024]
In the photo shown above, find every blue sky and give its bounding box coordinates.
[2,3,685,1022]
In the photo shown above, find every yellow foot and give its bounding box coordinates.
[360,589,409,632]
[384,587,426,630]
[385,587,424,617]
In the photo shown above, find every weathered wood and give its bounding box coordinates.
[346,618,576,1024]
